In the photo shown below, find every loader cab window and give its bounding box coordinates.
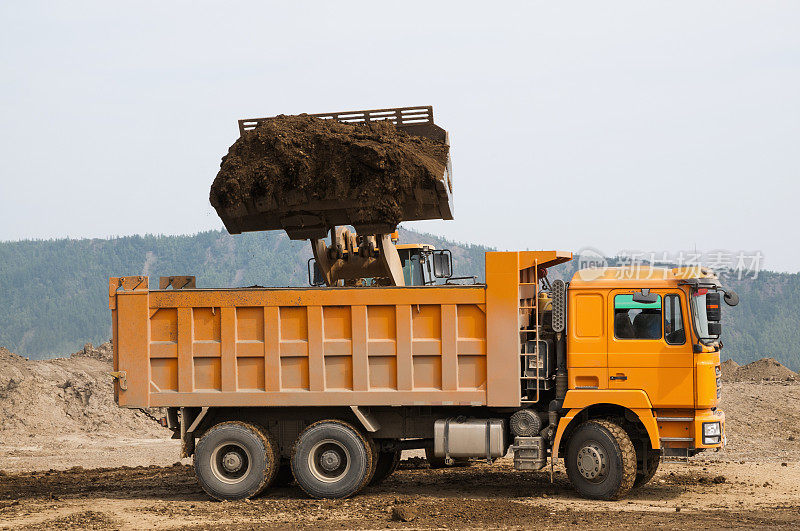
[398,248,427,286]
[663,294,686,345]
[614,294,662,340]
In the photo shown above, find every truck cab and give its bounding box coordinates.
[556,265,731,465]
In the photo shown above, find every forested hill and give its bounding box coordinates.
[0,228,489,359]
[0,230,797,370]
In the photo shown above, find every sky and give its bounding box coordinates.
[1,2,799,272]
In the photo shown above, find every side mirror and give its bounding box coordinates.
[632,289,658,304]
[307,259,325,287]
[432,250,452,278]
[723,289,739,307]
[707,321,722,336]
[706,292,721,321]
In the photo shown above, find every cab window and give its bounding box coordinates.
[664,294,686,345]
[400,252,425,286]
[614,294,662,340]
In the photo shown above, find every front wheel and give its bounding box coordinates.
[565,419,636,500]
[634,449,661,488]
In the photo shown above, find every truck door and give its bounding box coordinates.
[607,290,694,408]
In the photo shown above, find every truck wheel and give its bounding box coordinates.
[425,445,448,469]
[369,449,401,485]
[565,419,636,500]
[291,420,373,499]
[634,449,661,488]
[194,421,278,501]
[425,446,471,469]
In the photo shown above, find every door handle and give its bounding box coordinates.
[610,374,627,381]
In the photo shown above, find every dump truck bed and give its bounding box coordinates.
[109,251,571,409]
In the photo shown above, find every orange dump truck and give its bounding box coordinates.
[111,106,738,501]
[110,251,738,501]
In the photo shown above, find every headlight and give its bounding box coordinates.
[703,421,721,444]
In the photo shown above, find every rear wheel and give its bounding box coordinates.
[565,419,636,500]
[291,420,373,499]
[194,421,278,501]
[425,446,472,469]
[369,449,401,485]
[634,449,661,488]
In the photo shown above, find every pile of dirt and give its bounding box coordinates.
[210,114,449,227]
[720,359,740,382]
[0,342,164,437]
[725,357,797,382]
[70,342,113,363]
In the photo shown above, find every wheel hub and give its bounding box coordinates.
[319,449,342,472]
[577,444,607,481]
[211,442,252,484]
[308,439,352,483]
[222,451,243,473]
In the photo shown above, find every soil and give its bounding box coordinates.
[721,358,740,381]
[2,347,800,529]
[0,343,162,436]
[209,115,449,227]
[721,357,797,383]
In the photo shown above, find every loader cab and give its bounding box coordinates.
[396,244,453,286]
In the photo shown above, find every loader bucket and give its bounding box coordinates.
[215,106,453,239]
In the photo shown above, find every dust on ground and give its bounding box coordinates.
[2,347,800,529]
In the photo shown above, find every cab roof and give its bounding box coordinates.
[570,265,718,288]
[395,243,435,251]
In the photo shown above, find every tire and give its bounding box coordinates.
[369,449,401,486]
[272,461,294,487]
[291,420,373,499]
[425,445,448,469]
[564,419,637,500]
[194,421,278,501]
[425,446,471,469]
[365,436,379,484]
[634,449,661,488]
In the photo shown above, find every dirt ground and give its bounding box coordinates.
[1,383,799,528]
[1,456,799,529]
[1,349,799,529]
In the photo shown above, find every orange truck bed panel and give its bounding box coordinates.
[109,251,571,409]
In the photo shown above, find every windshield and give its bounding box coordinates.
[400,251,426,286]
[691,289,720,341]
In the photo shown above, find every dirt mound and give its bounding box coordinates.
[210,114,449,228]
[729,358,796,381]
[720,359,740,382]
[70,342,113,363]
[0,344,164,437]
